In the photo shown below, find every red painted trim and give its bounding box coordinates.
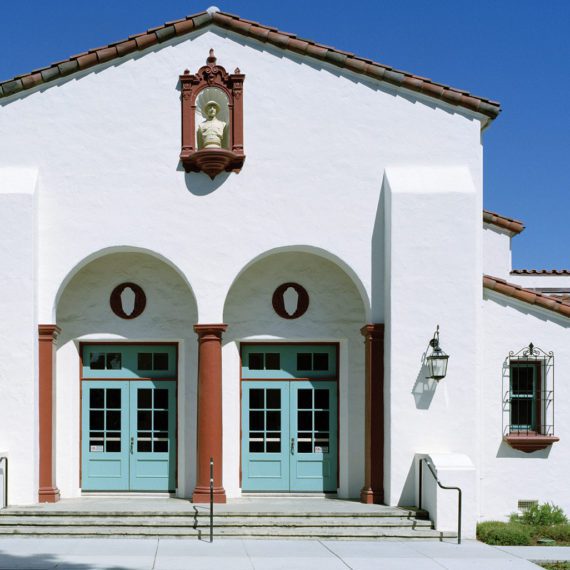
[192,324,228,503]
[504,435,559,453]
[360,324,384,504]
[38,324,61,503]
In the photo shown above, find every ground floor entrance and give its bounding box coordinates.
[241,344,338,493]
[80,344,177,492]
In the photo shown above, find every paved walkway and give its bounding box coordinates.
[0,538,566,569]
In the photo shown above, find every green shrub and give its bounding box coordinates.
[477,521,531,545]
[512,503,568,527]
[538,524,570,543]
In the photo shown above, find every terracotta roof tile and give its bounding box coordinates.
[484,275,570,319]
[0,9,501,121]
[511,269,570,275]
[483,210,525,235]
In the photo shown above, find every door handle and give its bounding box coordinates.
[130,436,134,454]
[290,437,295,455]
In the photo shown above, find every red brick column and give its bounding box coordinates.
[38,324,61,503]
[360,324,384,504]
[192,324,227,503]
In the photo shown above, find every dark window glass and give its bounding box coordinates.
[313,353,329,371]
[154,440,168,452]
[250,389,264,409]
[138,389,152,409]
[90,389,104,408]
[138,439,152,452]
[298,432,313,453]
[154,389,168,410]
[266,389,281,409]
[265,353,280,370]
[106,353,122,370]
[154,353,169,371]
[154,410,168,431]
[297,389,312,409]
[90,353,105,370]
[512,399,533,427]
[106,389,121,409]
[297,353,312,370]
[249,432,264,453]
[314,389,329,410]
[249,353,264,370]
[138,410,152,430]
[89,410,104,430]
[138,353,153,371]
[298,411,312,430]
[106,410,121,430]
[512,367,534,395]
[315,411,329,431]
[249,411,264,431]
[89,432,104,448]
[266,411,281,431]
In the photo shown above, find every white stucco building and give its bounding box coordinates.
[0,7,568,538]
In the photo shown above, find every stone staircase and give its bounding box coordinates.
[0,504,454,540]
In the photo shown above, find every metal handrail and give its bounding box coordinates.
[0,456,7,509]
[418,458,462,544]
[209,457,214,543]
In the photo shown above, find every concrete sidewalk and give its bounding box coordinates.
[0,538,564,569]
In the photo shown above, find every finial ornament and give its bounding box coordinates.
[207,49,217,65]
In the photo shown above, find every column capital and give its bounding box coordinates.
[360,323,384,339]
[194,323,228,339]
[38,324,61,341]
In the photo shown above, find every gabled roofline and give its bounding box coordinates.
[0,8,501,122]
[484,274,570,319]
[483,210,525,235]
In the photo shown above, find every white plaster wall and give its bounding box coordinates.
[0,169,38,505]
[481,292,570,520]
[0,26,483,326]
[56,252,198,498]
[384,166,481,514]
[509,275,570,289]
[483,225,512,278]
[222,252,366,498]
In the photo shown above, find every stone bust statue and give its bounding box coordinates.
[197,100,227,149]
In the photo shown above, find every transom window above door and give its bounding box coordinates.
[241,344,338,380]
[82,344,177,379]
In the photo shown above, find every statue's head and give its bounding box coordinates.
[203,100,220,119]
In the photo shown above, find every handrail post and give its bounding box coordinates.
[209,456,214,543]
[0,457,7,509]
[418,458,423,510]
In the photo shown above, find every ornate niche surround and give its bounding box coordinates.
[180,49,245,179]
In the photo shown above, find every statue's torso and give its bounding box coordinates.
[198,118,226,148]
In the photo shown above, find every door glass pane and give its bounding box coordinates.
[90,389,104,408]
[154,410,168,431]
[154,353,169,371]
[249,411,264,430]
[138,410,152,430]
[154,440,168,452]
[297,353,312,370]
[154,389,168,409]
[298,432,313,453]
[250,389,264,409]
[106,410,121,430]
[315,411,329,431]
[313,353,329,371]
[266,411,280,430]
[266,389,280,409]
[315,389,329,410]
[298,411,312,430]
[106,389,121,409]
[90,410,104,430]
[137,435,152,452]
[249,353,264,370]
[249,432,264,452]
[90,353,105,370]
[106,353,122,370]
[266,432,281,453]
[138,389,152,409]
[297,389,312,409]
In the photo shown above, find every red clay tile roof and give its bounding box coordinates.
[0,9,501,121]
[511,269,570,275]
[484,275,570,318]
[483,210,525,235]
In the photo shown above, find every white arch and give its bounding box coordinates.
[222,244,371,321]
[52,245,198,321]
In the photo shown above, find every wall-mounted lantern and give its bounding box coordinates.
[426,325,449,380]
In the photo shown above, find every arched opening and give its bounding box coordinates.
[54,250,198,499]
[222,249,367,499]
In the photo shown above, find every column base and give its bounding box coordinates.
[38,486,60,503]
[192,486,227,504]
[360,486,383,505]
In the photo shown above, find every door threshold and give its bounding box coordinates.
[81,492,177,499]
[241,492,338,499]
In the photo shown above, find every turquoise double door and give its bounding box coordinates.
[241,344,338,493]
[81,345,177,492]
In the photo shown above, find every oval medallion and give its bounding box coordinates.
[272,283,309,320]
[110,282,146,319]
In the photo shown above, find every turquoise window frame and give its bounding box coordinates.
[509,362,540,432]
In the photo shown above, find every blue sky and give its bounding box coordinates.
[1,1,568,269]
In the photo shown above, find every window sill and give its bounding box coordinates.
[504,434,559,453]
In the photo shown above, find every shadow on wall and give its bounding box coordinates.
[412,361,438,410]
[496,441,552,459]
[398,458,417,507]
[182,169,230,196]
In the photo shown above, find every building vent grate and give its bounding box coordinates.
[518,500,538,512]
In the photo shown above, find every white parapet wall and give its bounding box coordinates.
[416,453,477,539]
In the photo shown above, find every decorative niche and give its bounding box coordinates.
[179,49,245,179]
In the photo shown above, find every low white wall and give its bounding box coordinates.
[483,225,512,279]
[481,291,570,520]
